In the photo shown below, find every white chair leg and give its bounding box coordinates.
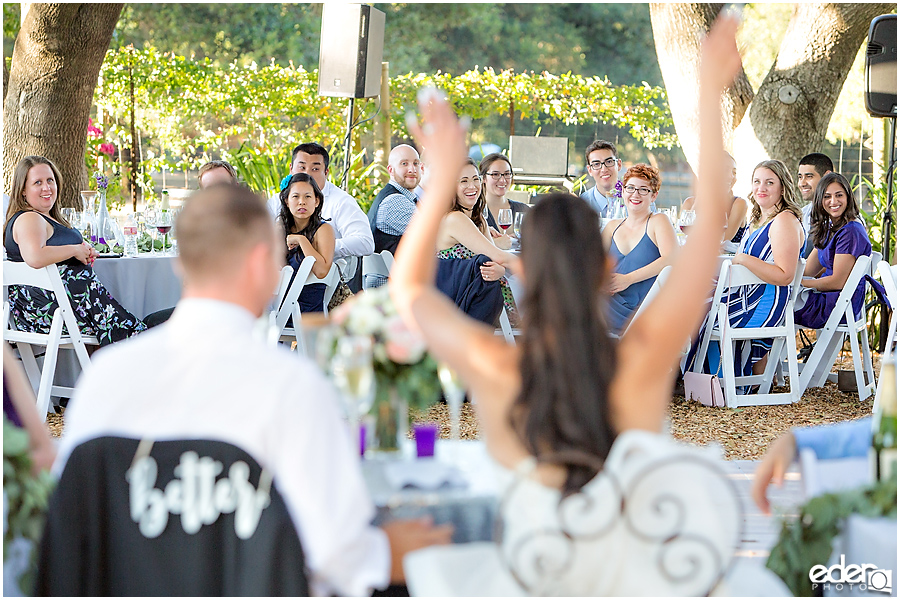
[34,316,65,422]
[16,343,43,395]
[498,307,515,345]
[721,336,738,408]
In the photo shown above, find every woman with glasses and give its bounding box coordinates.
[478,153,529,249]
[600,164,677,334]
[436,159,521,323]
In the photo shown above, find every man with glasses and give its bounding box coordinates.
[582,140,623,217]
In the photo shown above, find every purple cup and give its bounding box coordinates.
[359,423,367,457]
[414,422,439,458]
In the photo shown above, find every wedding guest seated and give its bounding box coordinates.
[581,140,622,217]
[278,173,335,313]
[367,144,423,255]
[794,173,872,329]
[3,156,146,345]
[267,143,374,292]
[42,183,451,596]
[601,164,676,335]
[437,159,520,324]
[681,151,749,250]
[479,152,529,249]
[751,418,872,514]
[198,160,238,188]
[797,152,833,257]
[683,159,804,386]
[389,17,788,595]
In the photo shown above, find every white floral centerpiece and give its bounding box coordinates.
[327,287,441,450]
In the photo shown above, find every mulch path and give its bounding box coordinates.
[48,351,884,461]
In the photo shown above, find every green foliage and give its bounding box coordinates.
[3,417,56,595]
[93,45,675,208]
[766,474,897,596]
[229,142,294,198]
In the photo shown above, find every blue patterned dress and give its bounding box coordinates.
[684,219,794,382]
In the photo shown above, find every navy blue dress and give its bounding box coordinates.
[4,211,146,346]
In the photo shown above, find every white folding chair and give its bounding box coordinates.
[2,261,99,421]
[696,259,805,407]
[362,250,393,289]
[798,254,876,402]
[623,265,672,336]
[270,259,341,355]
[877,260,897,356]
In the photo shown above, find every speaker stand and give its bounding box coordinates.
[884,115,896,265]
[341,98,356,191]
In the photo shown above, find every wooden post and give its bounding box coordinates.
[509,100,515,136]
[376,62,391,179]
[128,48,140,212]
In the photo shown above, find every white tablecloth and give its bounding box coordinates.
[361,440,501,544]
[93,254,181,319]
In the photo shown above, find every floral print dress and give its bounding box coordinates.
[4,211,147,346]
[437,243,519,326]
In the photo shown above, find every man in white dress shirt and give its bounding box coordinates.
[55,184,451,596]
[266,143,374,290]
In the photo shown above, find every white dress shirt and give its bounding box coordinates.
[55,298,390,596]
[268,181,374,260]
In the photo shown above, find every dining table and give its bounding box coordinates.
[361,439,502,544]
[50,253,182,392]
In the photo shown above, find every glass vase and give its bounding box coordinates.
[370,385,408,455]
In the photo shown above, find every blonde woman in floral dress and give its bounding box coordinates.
[435,158,520,324]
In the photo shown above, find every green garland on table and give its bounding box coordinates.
[3,416,56,594]
[765,473,897,597]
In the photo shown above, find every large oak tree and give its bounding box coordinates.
[650,3,893,180]
[4,3,123,208]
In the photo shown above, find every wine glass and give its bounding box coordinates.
[331,336,375,430]
[679,209,697,234]
[497,208,513,234]
[154,211,174,256]
[512,212,524,250]
[438,362,465,443]
[61,208,81,231]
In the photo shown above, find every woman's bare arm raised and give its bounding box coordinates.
[390,90,509,388]
[616,14,743,431]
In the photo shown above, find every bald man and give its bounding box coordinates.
[52,184,450,595]
[366,144,423,258]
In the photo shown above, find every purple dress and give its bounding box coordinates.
[794,221,871,329]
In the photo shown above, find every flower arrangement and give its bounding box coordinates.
[328,286,441,413]
[93,172,110,191]
[614,180,623,199]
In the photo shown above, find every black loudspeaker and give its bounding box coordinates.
[865,14,897,118]
[318,4,385,99]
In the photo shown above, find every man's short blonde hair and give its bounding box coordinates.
[176,184,275,282]
[198,160,238,186]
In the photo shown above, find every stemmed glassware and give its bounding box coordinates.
[512,213,524,250]
[153,211,175,256]
[438,362,466,442]
[678,209,696,233]
[497,208,513,234]
[331,336,375,431]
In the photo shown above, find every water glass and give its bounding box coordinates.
[413,422,439,458]
[438,363,465,442]
[331,336,375,429]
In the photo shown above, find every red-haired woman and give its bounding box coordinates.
[600,164,677,334]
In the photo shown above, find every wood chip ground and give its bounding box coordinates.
[47,351,885,461]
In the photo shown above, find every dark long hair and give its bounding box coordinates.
[278,173,325,242]
[810,172,859,250]
[513,193,618,497]
[452,158,487,232]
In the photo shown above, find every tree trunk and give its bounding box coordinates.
[650,2,892,185]
[649,3,755,169]
[3,3,123,208]
[746,3,893,174]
